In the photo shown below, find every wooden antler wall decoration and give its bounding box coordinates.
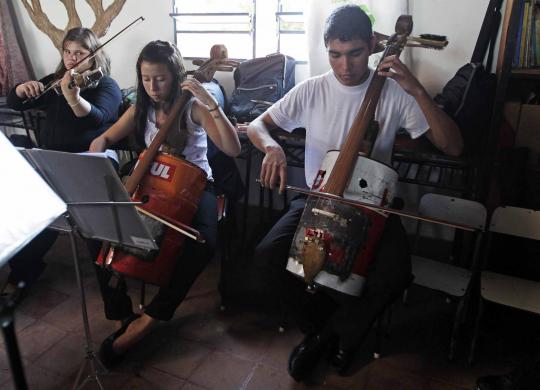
[19,0,127,53]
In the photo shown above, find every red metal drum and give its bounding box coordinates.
[287,152,398,296]
[96,152,207,287]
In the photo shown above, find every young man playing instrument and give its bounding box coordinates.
[247,5,463,381]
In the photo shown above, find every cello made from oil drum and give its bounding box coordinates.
[287,16,413,297]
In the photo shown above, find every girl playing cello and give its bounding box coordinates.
[89,40,240,367]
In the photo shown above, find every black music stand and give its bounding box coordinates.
[0,283,29,390]
[21,149,157,390]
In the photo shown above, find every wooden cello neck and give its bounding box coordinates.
[322,15,413,196]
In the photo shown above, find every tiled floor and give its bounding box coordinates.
[0,232,528,390]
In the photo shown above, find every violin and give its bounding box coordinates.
[50,67,104,95]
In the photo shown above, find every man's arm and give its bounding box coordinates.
[377,55,464,156]
[247,113,288,193]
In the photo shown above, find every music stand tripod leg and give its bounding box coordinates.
[0,288,29,390]
[67,226,107,390]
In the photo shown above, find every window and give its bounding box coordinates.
[172,0,307,61]
[276,0,307,62]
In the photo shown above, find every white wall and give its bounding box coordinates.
[11,0,173,89]
[409,0,492,95]
[12,0,495,95]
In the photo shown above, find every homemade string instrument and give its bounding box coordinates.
[96,45,239,287]
[286,15,456,297]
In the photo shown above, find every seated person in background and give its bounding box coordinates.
[202,79,245,204]
[7,27,121,153]
[89,40,241,367]
[247,5,463,382]
[5,27,121,295]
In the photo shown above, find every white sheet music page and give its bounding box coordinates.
[0,133,66,264]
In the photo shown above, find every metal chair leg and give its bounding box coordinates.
[374,315,383,359]
[448,298,465,361]
[402,288,409,304]
[469,296,484,364]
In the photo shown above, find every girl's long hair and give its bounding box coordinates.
[133,40,186,147]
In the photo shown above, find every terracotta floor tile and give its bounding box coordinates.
[33,333,85,376]
[260,328,303,370]
[376,352,427,374]
[180,312,275,361]
[38,288,104,333]
[174,293,222,321]
[148,337,213,379]
[13,312,37,333]
[0,360,66,390]
[243,363,298,390]
[364,364,428,390]
[16,285,70,319]
[180,381,210,390]
[119,367,186,389]
[424,377,470,390]
[188,350,254,390]
[16,320,66,362]
[323,364,370,390]
[0,313,36,350]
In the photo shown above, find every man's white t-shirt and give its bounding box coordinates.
[266,69,429,187]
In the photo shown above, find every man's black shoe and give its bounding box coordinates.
[329,347,355,375]
[288,333,334,382]
[476,373,516,390]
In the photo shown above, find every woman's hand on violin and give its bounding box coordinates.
[61,69,81,105]
[261,144,287,193]
[377,55,424,97]
[15,81,44,99]
[89,136,107,153]
[180,79,219,111]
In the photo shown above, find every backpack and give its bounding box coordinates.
[434,63,496,156]
[230,53,295,123]
[433,0,503,157]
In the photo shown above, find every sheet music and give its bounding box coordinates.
[0,134,66,264]
[20,149,157,250]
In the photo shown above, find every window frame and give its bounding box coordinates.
[171,0,306,63]
[276,10,307,64]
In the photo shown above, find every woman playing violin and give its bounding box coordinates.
[7,27,121,152]
[4,28,121,296]
[89,40,241,367]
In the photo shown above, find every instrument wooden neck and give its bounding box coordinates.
[124,91,192,194]
[321,42,405,197]
[123,49,237,196]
